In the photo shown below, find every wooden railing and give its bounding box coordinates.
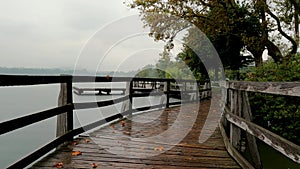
[0,75,211,169]
[220,81,300,169]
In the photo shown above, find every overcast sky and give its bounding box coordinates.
[0,0,178,72]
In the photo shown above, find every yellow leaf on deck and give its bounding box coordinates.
[53,162,63,168]
[71,151,82,156]
[92,163,98,168]
[123,131,130,135]
[154,146,164,151]
[120,120,126,127]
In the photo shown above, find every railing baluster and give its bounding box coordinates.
[56,75,73,141]
[121,81,133,115]
[230,89,242,150]
[129,80,133,111]
[166,80,170,108]
[66,76,73,133]
[242,91,262,169]
[57,83,68,138]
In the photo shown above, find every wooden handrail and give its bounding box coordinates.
[222,80,300,96]
[0,74,210,86]
[6,104,168,169]
[0,75,71,86]
[0,74,211,168]
[224,107,300,163]
[73,95,129,109]
[0,104,73,135]
[220,80,300,166]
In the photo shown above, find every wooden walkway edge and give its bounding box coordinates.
[31,101,240,169]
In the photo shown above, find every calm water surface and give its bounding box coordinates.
[0,85,59,168]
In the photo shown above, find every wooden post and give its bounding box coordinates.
[166,81,170,108]
[195,82,199,101]
[200,83,204,99]
[121,81,133,114]
[221,87,228,128]
[230,89,242,151]
[57,77,73,139]
[242,91,263,169]
[66,78,73,132]
[189,82,198,101]
[208,82,212,98]
[57,83,67,138]
[129,81,133,111]
[202,82,208,99]
[160,81,170,107]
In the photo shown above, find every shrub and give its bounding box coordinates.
[243,54,300,144]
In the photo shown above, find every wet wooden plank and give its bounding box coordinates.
[31,100,240,169]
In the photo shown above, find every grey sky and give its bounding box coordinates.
[0,0,174,72]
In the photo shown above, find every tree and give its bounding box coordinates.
[130,0,298,70]
[270,0,299,58]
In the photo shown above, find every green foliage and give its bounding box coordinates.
[245,54,300,144]
[135,51,199,80]
[135,67,163,78]
[249,93,300,144]
[244,56,300,81]
[176,46,208,81]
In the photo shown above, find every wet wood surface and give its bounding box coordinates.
[31,100,240,169]
[222,81,300,97]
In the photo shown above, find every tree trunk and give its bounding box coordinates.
[248,48,264,67]
[295,8,299,46]
[266,40,283,62]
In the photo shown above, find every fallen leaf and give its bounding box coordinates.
[154,146,164,151]
[53,162,63,168]
[71,151,82,156]
[110,124,115,129]
[120,120,126,127]
[91,163,98,168]
[106,75,110,80]
[85,139,91,143]
[123,131,130,135]
[71,141,78,146]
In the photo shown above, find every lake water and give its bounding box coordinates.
[0,85,59,168]
[0,84,299,168]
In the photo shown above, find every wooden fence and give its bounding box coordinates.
[220,81,300,169]
[0,75,210,168]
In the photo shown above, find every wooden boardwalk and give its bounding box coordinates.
[31,100,240,169]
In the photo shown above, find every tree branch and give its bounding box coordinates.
[266,6,298,55]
